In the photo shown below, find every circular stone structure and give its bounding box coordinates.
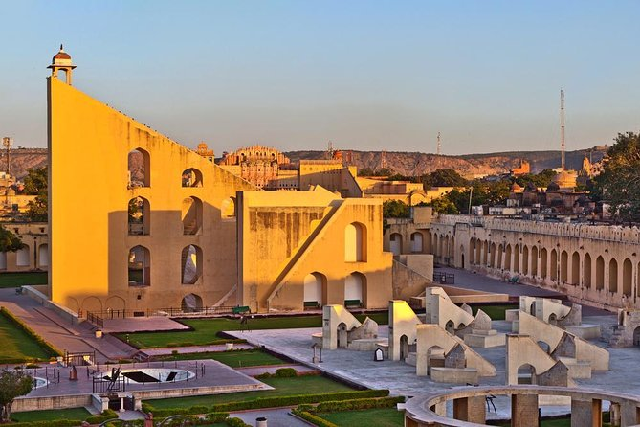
[32,377,48,389]
[404,385,640,427]
[99,368,195,384]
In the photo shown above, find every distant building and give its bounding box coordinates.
[510,159,530,176]
[218,145,291,189]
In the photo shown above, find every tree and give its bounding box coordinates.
[421,169,468,189]
[0,226,25,253]
[515,169,558,189]
[24,167,48,222]
[592,132,640,223]
[427,196,459,214]
[383,200,410,218]
[0,369,33,422]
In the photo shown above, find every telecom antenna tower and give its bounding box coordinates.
[436,132,441,155]
[560,89,565,170]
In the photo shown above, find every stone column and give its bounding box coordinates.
[511,393,539,427]
[452,396,486,424]
[609,402,621,427]
[571,398,595,427]
[620,401,640,426]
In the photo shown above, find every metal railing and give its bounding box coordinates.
[433,271,455,284]
[85,305,236,320]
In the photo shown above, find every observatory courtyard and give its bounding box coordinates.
[2,48,640,427]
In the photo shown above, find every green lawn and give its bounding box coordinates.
[470,304,518,321]
[12,407,91,422]
[0,310,55,363]
[121,313,387,348]
[319,407,404,427]
[155,349,287,368]
[145,375,355,410]
[0,272,48,288]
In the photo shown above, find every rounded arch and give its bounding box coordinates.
[570,251,580,285]
[561,250,568,283]
[181,293,203,313]
[81,296,103,315]
[128,147,150,188]
[531,246,539,277]
[550,249,558,281]
[623,258,632,297]
[344,222,367,262]
[38,243,49,268]
[504,244,512,271]
[182,168,203,188]
[344,272,366,307]
[482,240,488,265]
[522,245,529,276]
[303,272,327,307]
[182,196,203,235]
[181,244,203,284]
[410,232,424,254]
[517,363,537,385]
[595,256,605,290]
[633,326,640,346]
[460,245,465,268]
[221,197,235,219]
[105,296,126,312]
[468,237,475,265]
[128,245,150,286]
[496,244,503,269]
[128,196,150,236]
[445,320,455,334]
[609,258,618,294]
[540,248,548,279]
[389,233,403,256]
[584,253,592,289]
[490,242,497,268]
[16,245,30,267]
[513,244,520,273]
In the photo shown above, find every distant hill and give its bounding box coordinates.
[0,146,608,181]
[285,147,608,177]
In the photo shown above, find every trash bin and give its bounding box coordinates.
[255,417,267,427]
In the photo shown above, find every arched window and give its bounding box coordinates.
[595,256,605,290]
[303,272,326,307]
[623,258,632,297]
[181,245,203,284]
[128,196,150,236]
[181,293,203,313]
[584,253,592,288]
[609,258,618,293]
[344,272,365,306]
[38,244,49,267]
[182,196,203,235]
[128,245,150,286]
[128,148,150,188]
[16,246,30,267]
[411,232,423,253]
[389,233,403,256]
[182,169,203,188]
[571,252,580,285]
[344,222,366,262]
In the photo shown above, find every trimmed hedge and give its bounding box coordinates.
[225,417,252,427]
[144,389,389,417]
[7,420,81,427]
[85,409,120,424]
[0,307,63,359]
[292,411,338,427]
[255,368,302,379]
[313,396,405,413]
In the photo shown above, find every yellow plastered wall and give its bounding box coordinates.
[237,188,393,312]
[48,77,255,314]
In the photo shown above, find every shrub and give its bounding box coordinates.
[225,417,252,427]
[85,408,121,424]
[292,410,337,427]
[313,396,405,413]
[8,420,82,427]
[274,368,297,377]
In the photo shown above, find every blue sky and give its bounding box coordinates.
[1,1,639,155]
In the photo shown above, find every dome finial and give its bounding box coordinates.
[59,44,63,51]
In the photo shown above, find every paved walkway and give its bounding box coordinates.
[437,266,611,316]
[0,288,136,363]
[101,317,189,333]
[231,408,310,427]
[235,364,317,376]
[141,343,254,357]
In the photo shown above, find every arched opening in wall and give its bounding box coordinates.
[522,245,529,275]
[182,168,203,188]
[181,245,203,284]
[128,196,150,236]
[561,251,568,283]
[16,245,30,267]
[476,240,482,265]
[517,364,537,385]
[550,249,558,281]
[128,148,150,188]
[460,252,465,269]
[221,197,235,219]
[0,252,6,270]
[529,301,536,316]
[548,314,558,326]
[496,244,503,269]
[303,272,326,308]
[537,340,551,353]
[399,334,409,361]
[514,244,520,273]
[427,346,445,374]
[432,234,438,256]
[584,254,592,288]
[181,293,203,313]
[410,232,423,254]
[445,320,455,334]
[531,246,538,277]
[468,238,475,265]
[337,323,348,348]
[609,258,618,294]
[443,236,449,261]
[482,240,488,265]
[344,272,365,307]
[82,297,102,315]
[344,223,366,262]
[504,244,512,271]
[540,248,547,279]
[105,296,126,313]
[571,251,580,285]
[182,196,203,235]
[633,326,640,346]
[490,243,496,268]
[128,245,150,286]
[38,244,49,267]
[623,259,632,297]
[389,233,403,256]
[596,256,605,290]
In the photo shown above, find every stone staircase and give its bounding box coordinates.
[608,325,627,347]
